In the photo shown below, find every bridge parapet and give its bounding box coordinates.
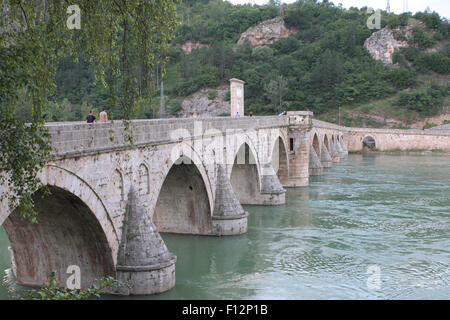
[46,116,289,158]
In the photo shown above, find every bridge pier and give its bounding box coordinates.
[329,140,340,162]
[321,144,333,168]
[309,144,324,176]
[212,165,248,236]
[260,164,286,205]
[116,187,176,295]
[284,111,312,187]
[339,139,348,158]
[335,139,347,159]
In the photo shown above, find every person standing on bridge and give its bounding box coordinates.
[86,110,96,123]
[99,108,108,123]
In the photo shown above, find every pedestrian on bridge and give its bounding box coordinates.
[99,108,108,123]
[86,111,96,123]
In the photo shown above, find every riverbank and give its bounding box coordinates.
[349,149,450,155]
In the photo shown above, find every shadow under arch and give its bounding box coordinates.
[312,133,321,159]
[271,136,289,185]
[230,142,262,205]
[363,135,376,150]
[324,134,330,152]
[153,155,212,235]
[2,186,115,289]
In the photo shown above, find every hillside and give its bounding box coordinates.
[13,0,450,129]
[163,0,450,128]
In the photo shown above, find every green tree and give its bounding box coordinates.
[1,1,179,221]
[264,75,288,113]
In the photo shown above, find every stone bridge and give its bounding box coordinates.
[1,112,449,295]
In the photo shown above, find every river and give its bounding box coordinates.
[1,154,449,299]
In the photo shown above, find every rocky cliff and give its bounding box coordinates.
[176,84,230,118]
[237,17,298,47]
[364,20,428,65]
[181,40,210,54]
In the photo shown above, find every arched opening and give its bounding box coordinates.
[312,133,320,159]
[363,136,376,151]
[2,186,115,289]
[272,137,289,185]
[324,135,330,152]
[153,156,212,235]
[230,143,261,205]
[138,163,150,195]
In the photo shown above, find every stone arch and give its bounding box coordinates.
[138,163,150,195]
[1,165,117,289]
[153,153,213,235]
[312,132,321,159]
[363,135,376,150]
[324,134,330,152]
[271,136,289,185]
[229,132,262,180]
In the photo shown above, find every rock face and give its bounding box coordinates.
[181,40,210,54]
[364,28,409,65]
[364,20,426,65]
[178,84,230,118]
[237,17,298,47]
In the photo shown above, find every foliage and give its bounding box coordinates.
[0,1,179,220]
[207,90,217,100]
[169,99,182,115]
[395,83,449,116]
[22,271,128,300]
[415,53,450,73]
[389,68,415,89]
[411,25,436,50]
[423,122,438,130]
[49,1,449,121]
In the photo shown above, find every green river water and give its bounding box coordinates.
[1,154,449,299]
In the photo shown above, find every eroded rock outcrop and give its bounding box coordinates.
[181,40,210,54]
[363,20,427,65]
[178,84,230,118]
[237,17,298,47]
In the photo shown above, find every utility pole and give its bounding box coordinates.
[160,79,165,118]
[339,107,341,126]
[386,0,390,13]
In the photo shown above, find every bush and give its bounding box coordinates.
[415,12,442,29]
[389,68,415,89]
[174,79,200,96]
[395,86,446,116]
[433,32,444,41]
[251,46,274,61]
[169,100,182,115]
[415,53,450,73]
[411,26,436,49]
[398,13,410,26]
[207,90,217,100]
[443,44,450,57]
[401,47,420,62]
[392,51,406,65]
[423,122,438,129]
[387,15,400,29]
